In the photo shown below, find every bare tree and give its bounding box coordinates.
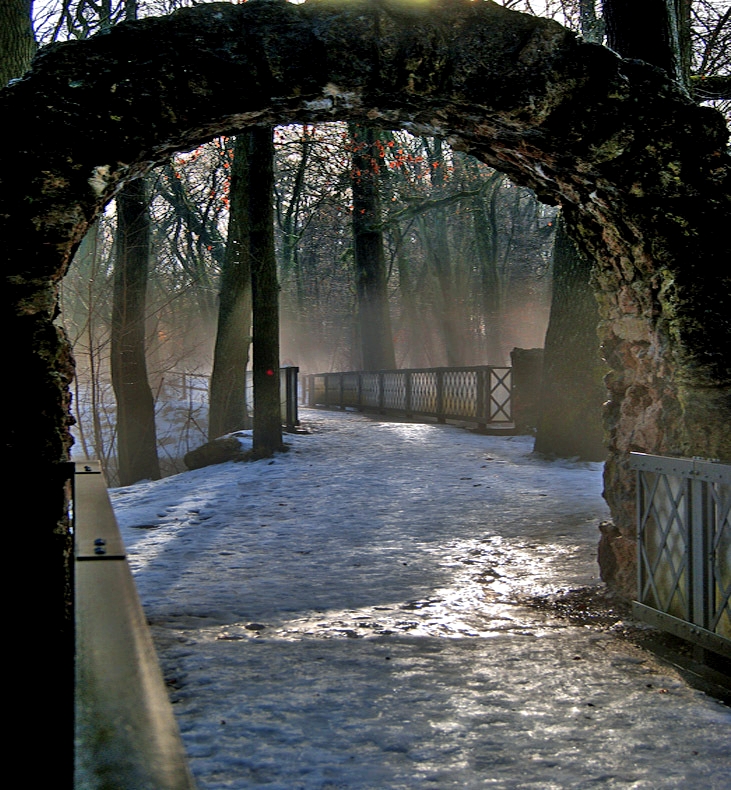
[535,215,606,459]
[0,0,35,86]
[349,124,397,371]
[208,135,253,439]
[250,127,284,457]
[112,177,162,484]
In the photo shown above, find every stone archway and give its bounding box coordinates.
[2,0,730,622]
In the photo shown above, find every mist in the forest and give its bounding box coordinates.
[59,126,558,483]
[278,289,551,375]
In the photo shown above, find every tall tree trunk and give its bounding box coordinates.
[350,124,397,371]
[279,129,311,309]
[579,0,605,44]
[392,220,429,367]
[75,221,109,465]
[471,170,504,363]
[422,137,463,367]
[0,0,35,87]
[603,0,688,89]
[534,215,606,460]
[111,178,161,485]
[250,127,283,456]
[209,135,253,439]
[278,129,311,370]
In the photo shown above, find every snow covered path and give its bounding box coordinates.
[112,410,730,789]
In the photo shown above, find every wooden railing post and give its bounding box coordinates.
[405,371,412,417]
[476,367,487,430]
[284,366,298,429]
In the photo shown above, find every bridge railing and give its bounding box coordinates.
[163,366,300,430]
[305,366,512,429]
[630,452,730,658]
[74,461,197,789]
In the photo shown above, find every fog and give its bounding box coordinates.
[61,128,558,483]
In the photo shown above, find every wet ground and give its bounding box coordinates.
[114,410,731,789]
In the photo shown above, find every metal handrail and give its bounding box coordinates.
[74,461,197,789]
[164,367,300,430]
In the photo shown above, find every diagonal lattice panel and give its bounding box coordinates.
[383,373,406,410]
[708,481,731,638]
[638,471,689,619]
[411,372,438,415]
[488,368,512,422]
[631,453,731,653]
[443,371,477,419]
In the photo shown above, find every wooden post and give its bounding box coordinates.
[285,366,298,430]
[476,367,487,431]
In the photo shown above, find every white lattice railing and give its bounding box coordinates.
[630,452,730,658]
[306,366,512,429]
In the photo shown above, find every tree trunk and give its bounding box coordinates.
[249,127,283,456]
[579,0,605,44]
[111,178,161,485]
[603,0,687,88]
[74,221,109,465]
[422,137,464,367]
[209,134,253,439]
[0,0,35,87]
[534,214,606,461]
[470,170,504,363]
[350,124,397,371]
[277,129,311,372]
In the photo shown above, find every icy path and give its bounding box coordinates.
[112,410,730,789]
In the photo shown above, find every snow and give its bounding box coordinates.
[111,409,731,789]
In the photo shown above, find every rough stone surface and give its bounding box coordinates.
[2,0,730,602]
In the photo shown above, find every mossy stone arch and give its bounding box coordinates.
[2,0,730,617]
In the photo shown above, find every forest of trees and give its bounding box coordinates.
[6,0,730,484]
[60,121,559,473]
